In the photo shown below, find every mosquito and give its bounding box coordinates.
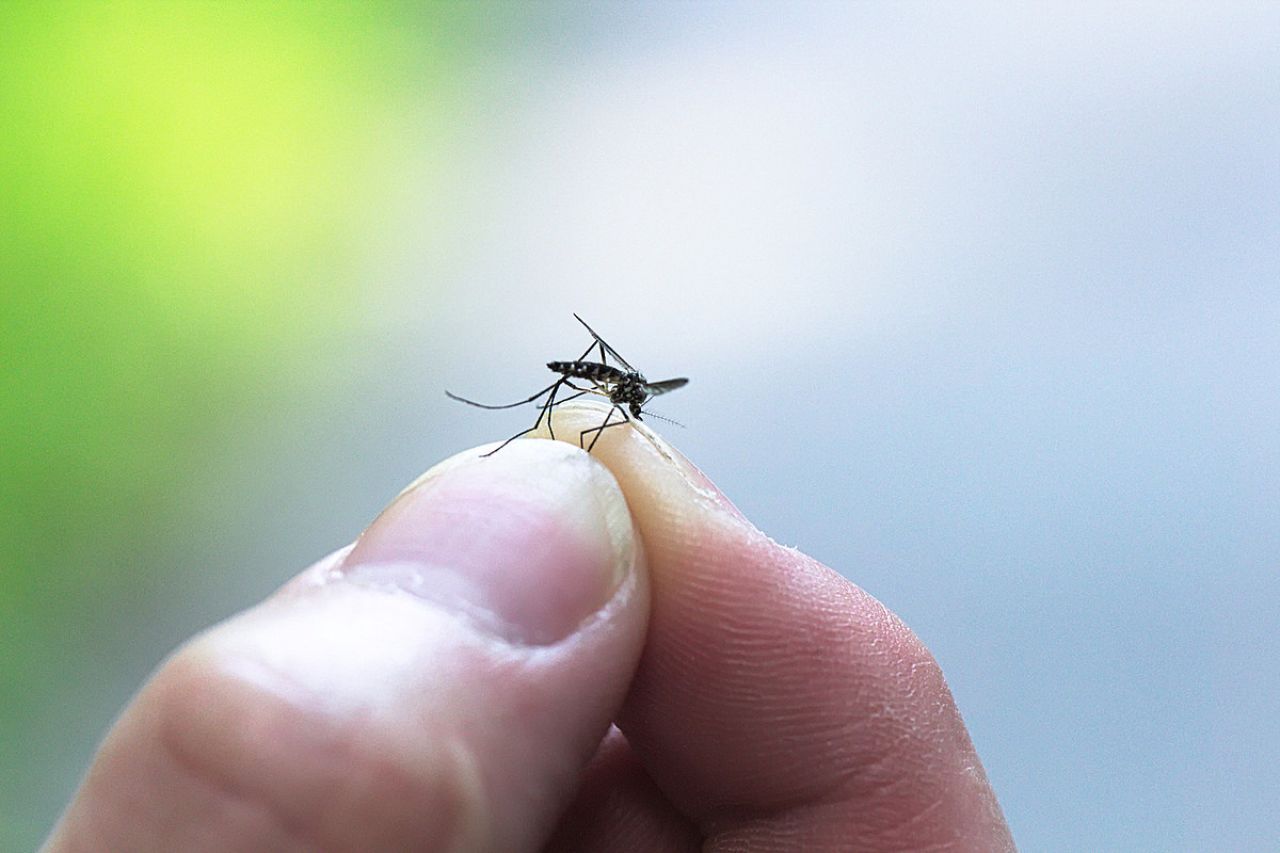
[446,314,689,456]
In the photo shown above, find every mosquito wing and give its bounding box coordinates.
[572,313,636,371]
[644,377,689,397]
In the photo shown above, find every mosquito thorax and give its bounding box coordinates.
[620,373,643,394]
[614,373,648,406]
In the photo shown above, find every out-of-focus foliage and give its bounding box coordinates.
[0,5,482,845]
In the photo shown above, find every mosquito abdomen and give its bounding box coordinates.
[547,360,627,382]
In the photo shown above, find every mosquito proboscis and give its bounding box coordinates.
[446,314,689,456]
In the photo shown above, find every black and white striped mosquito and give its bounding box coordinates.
[446,314,688,456]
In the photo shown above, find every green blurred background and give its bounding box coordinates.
[6,4,1280,850]
[2,4,491,845]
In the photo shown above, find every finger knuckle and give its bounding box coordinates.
[145,644,488,851]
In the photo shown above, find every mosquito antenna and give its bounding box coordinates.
[641,410,686,428]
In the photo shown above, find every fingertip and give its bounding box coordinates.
[529,401,752,547]
[48,440,653,853]
[343,438,636,646]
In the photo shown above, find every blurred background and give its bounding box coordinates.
[2,3,1277,850]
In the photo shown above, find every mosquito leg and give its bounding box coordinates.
[568,324,609,366]
[480,424,541,457]
[539,385,595,439]
[566,324,609,367]
[555,388,593,404]
[572,314,636,371]
[485,378,565,456]
[578,406,615,451]
[481,388,595,457]
[580,405,635,453]
[586,415,633,453]
[563,379,610,400]
[540,379,562,440]
[446,379,560,410]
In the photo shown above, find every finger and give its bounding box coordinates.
[535,404,1014,851]
[44,440,649,853]
[544,728,700,853]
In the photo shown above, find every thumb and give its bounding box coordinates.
[45,440,648,852]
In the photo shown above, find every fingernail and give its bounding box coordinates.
[339,441,635,646]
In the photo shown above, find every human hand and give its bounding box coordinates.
[44,403,1014,851]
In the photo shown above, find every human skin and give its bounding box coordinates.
[43,402,1015,851]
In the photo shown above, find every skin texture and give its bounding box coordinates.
[43,402,1015,852]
